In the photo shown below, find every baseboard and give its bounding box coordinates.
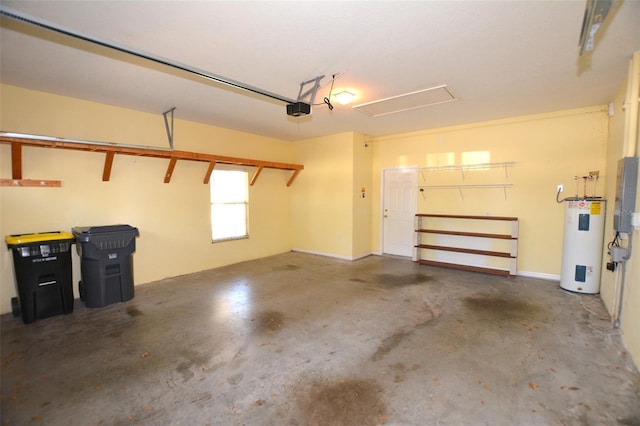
[517,270,560,281]
[291,248,374,261]
[292,250,561,280]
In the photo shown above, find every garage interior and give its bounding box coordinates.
[1,1,640,425]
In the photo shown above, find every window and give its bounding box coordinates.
[210,169,248,242]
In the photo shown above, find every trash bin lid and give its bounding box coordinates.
[5,231,75,247]
[72,225,139,238]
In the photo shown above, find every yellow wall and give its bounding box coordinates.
[352,133,373,259]
[370,107,609,277]
[600,52,640,368]
[290,132,355,259]
[0,85,295,314]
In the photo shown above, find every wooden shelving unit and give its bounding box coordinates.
[413,214,519,277]
[0,133,303,187]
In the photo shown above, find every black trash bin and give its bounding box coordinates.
[5,231,75,324]
[72,225,139,308]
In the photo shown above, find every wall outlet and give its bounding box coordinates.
[557,184,564,193]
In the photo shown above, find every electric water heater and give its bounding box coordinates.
[560,199,606,293]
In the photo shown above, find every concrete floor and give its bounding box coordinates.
[1,252,639,426]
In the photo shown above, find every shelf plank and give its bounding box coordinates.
[416,229,516,240]
[416,213,518,221]
[1,179,61,187]
[417,259,512,277]
[416,244,514,258]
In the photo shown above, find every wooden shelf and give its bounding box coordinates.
[416,229,515,240]
[415,244,514,258]
[414,214,519,276]
[0,133,304,186]
[416,214,518,221]
[416,259,511,277]
[0,179,62,187]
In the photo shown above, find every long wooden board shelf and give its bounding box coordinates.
[414,214,519,277]
[416,213,517,221]
[0,178,62,187]
[0,133,304,187]
[417,259,511,277]
[416,229,515,240]
[415,244,514,258]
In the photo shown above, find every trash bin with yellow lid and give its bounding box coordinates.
[6,231,75,324]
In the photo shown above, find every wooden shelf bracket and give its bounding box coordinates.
[11,142,22,180]
[103,151,115,181]
[250,165,264,186]
[203,162,216,184]
[164,157,178,183]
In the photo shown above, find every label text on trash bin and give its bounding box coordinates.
[108,253,118,260]
[32,256,58,263]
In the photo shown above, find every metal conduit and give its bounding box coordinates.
[0,7,297,105]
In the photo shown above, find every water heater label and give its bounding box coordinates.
[590,202,601,215]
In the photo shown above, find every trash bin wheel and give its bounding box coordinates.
[11,297,20,318]
[78,281,85,301]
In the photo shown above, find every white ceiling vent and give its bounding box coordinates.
[353,85,457,118]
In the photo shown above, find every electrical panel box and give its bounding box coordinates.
[614,157,639,233]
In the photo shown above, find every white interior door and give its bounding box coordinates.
[382,167,418,257]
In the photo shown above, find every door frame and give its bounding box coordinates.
[380,166,418,256]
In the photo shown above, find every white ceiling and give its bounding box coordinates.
[1,1,639,142]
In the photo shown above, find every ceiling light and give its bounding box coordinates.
[334,90,356,106]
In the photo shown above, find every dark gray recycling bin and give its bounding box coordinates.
[72,225,139,308]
